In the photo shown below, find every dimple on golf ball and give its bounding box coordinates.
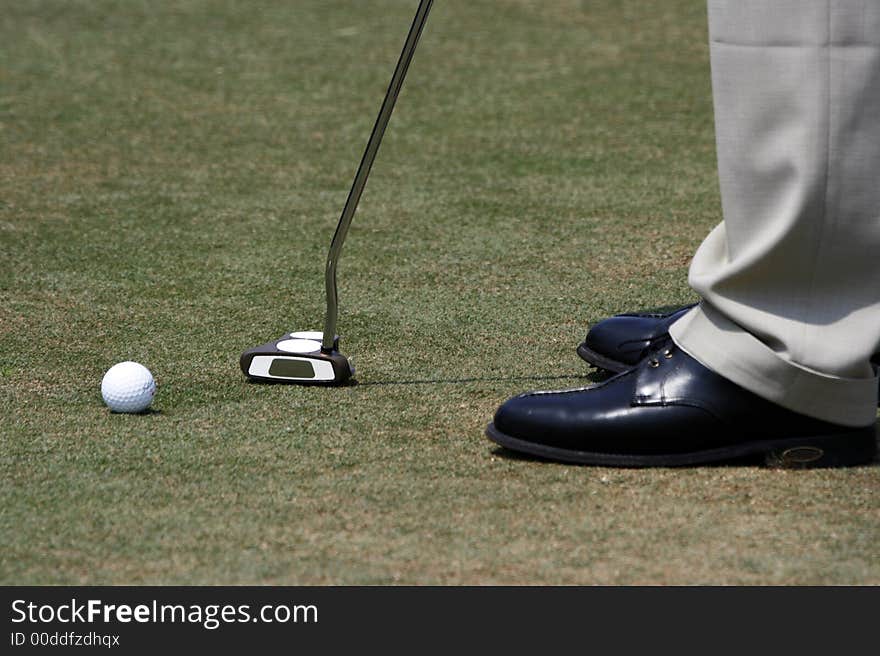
[101,361,156,413]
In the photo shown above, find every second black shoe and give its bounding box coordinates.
[488,340,877,468]
[576,303,696,373]
[577,303,880,407]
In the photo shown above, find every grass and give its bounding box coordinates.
[1,0,877,585]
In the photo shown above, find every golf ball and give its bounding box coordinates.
[101,361,156,413]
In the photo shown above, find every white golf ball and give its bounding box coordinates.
[101,361,157,413]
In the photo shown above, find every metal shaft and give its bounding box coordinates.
[322,0,434,352]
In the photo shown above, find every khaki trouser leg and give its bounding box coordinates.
[669,0,880,427]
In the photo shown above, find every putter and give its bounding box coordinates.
[240,0,434,384]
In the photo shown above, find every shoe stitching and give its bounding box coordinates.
[520,370,634,398]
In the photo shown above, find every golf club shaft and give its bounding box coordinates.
[322,0,434,352]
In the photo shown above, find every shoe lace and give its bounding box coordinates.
[639,335,675,368]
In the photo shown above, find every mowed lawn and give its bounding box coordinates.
[1,0,877,585]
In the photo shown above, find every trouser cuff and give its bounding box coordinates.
[669,303,879,427]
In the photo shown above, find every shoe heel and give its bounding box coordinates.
[764,427,878,469]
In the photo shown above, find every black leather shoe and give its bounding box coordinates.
[577,303,880,407]
[576,303,696,373]
[488,340,877,468]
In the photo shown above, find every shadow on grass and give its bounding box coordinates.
[108,408,162,416]
[357,372,607,387]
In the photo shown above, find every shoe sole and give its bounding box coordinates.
[485,422,877,468]
[575,342,630,374]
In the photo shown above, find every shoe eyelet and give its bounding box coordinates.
[649,359,660,368]
[664,349,673,359]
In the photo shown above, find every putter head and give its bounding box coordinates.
[240,331,354,385]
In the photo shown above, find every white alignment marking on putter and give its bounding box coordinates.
[289,331,324,341]
[247,356,336,381]
[276,339,322,354]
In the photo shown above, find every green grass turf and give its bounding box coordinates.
[1,0,877,584]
